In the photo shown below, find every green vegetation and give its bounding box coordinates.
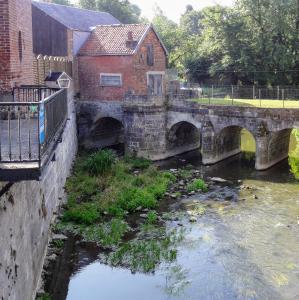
[187,179,208,193]
[193,98,299,109]
[36,294,51,300]
[58,150,209,273]
[289,129,299,180]
[107,226,184,273]
[83,149,116,176]
[60,150,175,246]
[153,0,298,86]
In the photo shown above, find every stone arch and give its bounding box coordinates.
[166,121,201,156]
[202,125,257,166]
[216,125,256,156]
[85,117,124,149]
[265,127,298,168]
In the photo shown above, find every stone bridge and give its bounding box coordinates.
[78,97,299,170]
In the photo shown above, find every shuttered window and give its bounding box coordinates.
[100,74,122,86]
[147,74,163,96]
[147,44,154,66]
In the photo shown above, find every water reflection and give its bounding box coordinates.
[46,131,299,300]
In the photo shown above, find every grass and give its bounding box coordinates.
[186,179,208,193]
[60,151,176,246]
[193,98,299,108]
[36,294,51,300]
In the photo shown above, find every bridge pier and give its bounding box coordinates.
[255,128,292,170]
[201,123,242,165]
[123,97,168,160]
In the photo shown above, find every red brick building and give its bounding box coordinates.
[78,24,168,101]
[0,0,34,94]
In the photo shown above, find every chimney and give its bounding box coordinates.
[127,31,133,41]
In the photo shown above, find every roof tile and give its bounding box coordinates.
[79,24,150,56]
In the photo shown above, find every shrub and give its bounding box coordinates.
[186,179,208,193]
[62,202,100,225]
[83,149,116,176]
[146,211,158,224]
[124,155,151,170]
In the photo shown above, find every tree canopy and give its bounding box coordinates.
[153,1,299,86]
[79,0,141,23]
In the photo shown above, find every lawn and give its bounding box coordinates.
[192,98,299,108]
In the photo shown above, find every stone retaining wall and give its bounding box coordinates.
[0,89,77,300]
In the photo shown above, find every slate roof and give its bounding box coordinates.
[79,24,168,56]
[32,1,121,32]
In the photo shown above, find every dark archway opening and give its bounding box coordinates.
[167,121,200,156]
[89,117,124,151]
[217,126,256,166]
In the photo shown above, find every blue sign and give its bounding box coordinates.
[39,104,45,144]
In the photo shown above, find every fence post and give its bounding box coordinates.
[212,85,214,100]
[231,85,234,105]
[277,85,280,100]
[253,85,255,99]
[282,89,285,108]
[259,89,261,107]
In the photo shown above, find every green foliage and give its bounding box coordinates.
[108,227,184,273]
[146,211,158,224]
[153,1,298,85]
[52,239,65,249]
[80,219,128,247]
[186,179,208,193]
[63,202,101,225]
[289,129,299,180]
[124,155,151,170]
[79,0,141,23]
[52,0,72,5]
[61,152,173,245]
[83,149,116,176]
[36,294,51,300]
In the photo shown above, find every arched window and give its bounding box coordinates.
[18,31,22,62]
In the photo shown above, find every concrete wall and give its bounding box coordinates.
[0,90,77,300]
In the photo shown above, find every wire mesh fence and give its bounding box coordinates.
[168,85,299,108]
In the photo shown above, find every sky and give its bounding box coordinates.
[130,0,235,23]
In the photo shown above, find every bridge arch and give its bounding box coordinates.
[262,127,299,170]
[166,121,201,156]
[86,116,124,149]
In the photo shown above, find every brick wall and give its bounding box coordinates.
[78,28,167,101]
[0,0,34,94]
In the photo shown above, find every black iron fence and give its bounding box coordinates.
[0,87,68,166]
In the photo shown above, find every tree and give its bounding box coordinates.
[79,0,97,10]
[52,0,72,5]
[79,0,141,23]
[180,5,203,35]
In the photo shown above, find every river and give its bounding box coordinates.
[45,130,299,300]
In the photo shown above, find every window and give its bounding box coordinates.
[18,31,22,62]
[100,74,122,87]
[147,44,154,66]
[147,72,164,96]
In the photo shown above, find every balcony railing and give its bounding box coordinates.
[0,86,68,180]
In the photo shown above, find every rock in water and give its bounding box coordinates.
[210,177,227,183]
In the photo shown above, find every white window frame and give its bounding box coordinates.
[100,73,122,87]
[146,71,165,94]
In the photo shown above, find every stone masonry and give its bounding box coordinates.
[0,89,77,300]
[78,96,299,171]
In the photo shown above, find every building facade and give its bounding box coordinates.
[0,0,34,94]
[78,24,168,101]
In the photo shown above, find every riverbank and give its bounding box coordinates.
[37,150,213,299]
[39,149,299,300]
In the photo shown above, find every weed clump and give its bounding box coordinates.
[83,149,116,176]
[186,179,208,193]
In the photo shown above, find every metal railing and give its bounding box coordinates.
[0,87,68,167]
[168,85,299,108]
